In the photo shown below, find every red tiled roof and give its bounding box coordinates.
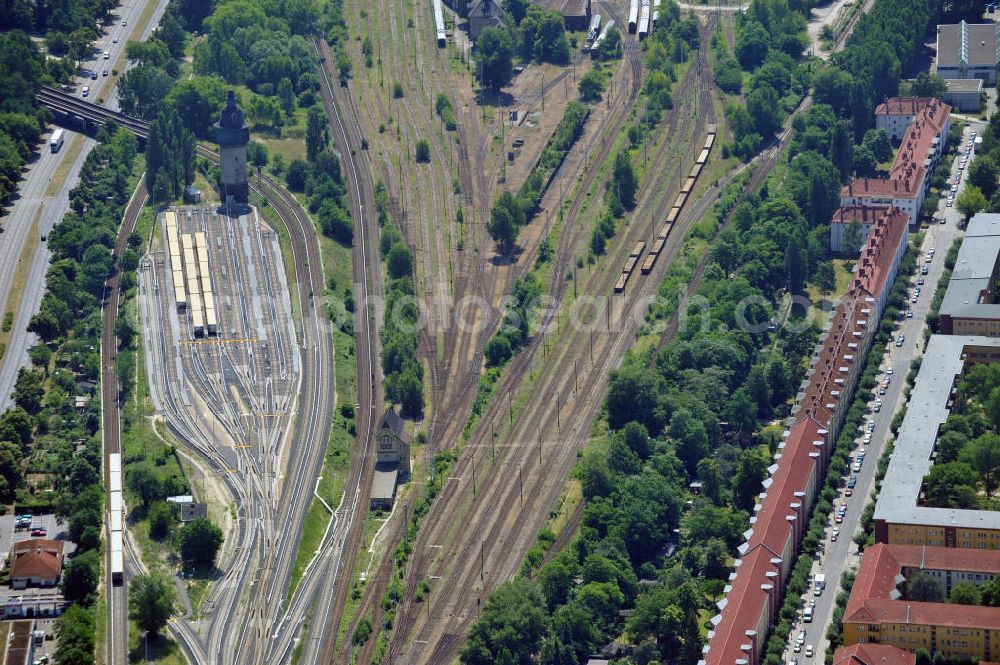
[845,543,1000,631]
[852,207,908,297]
[842,100,950,200]
[705,196,910,665]
[875,97,936,117]
[10,539,63,581]
[834,644,916,665]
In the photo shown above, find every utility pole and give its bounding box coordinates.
[507,387,512,423]
[480,539,485,580]
[518,464,523,505]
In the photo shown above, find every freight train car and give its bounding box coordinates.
[628,0,639,33]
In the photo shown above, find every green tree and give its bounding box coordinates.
[460,577,548,665]
[733,447,768,511]
[949,581,982,605]
[923,462,979,509]
[959,433,1000,496]
[578,70,604,102]
[539,560,573,610]
[957,185,987,220]
[126,464,164,510]
[907,572,946,603]
[476,27,515,92]
[306,105,328,162]
[830,121,854,182]
[247,140,269,169]
[129,573,176,637]
[12,367,44,414]
[843,219,864,253]
[488,203,517,250]
[179,517,224,568]
[387,243,413,279]
[968,156,998,199]
[484,335,512,367]
[982,575,1000,606]
[55,604,96,665]
[61,550,100,603]
[909,72,947,100]
[286,159,309,192]
[746,84,781,136]
[814,260,836,297]
[612,150,636,209]
[147,501,175,540]
[277,77,295,116]
[735,20,770,69]
[415,139,430,163]
[785,234,807,295]
[862,128,892,163]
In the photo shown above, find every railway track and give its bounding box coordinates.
[100,172,147,665]
[383,17,733,664]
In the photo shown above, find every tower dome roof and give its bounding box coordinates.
[217,90,248,130]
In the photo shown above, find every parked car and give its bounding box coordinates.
[31,528,46,537]
[831,528,840,541]
[848,475,857,488]
[845,487,853,496]
[806,645,814,658]
[852,462,862,472]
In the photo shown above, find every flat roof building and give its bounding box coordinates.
[874,335,1000,547]
[940,213,1000,336]
[943,78,984,112]
[843,543,1000,662]
[936,21,1000,86]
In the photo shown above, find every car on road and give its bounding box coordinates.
[845,487,853,496]
[832,527,840,541]
[879,386,886,395]
[836,513,844,523]
[797,631,806,646]
[848,475,857,488]
[897,334,905,343]
[30,528,46,537]
[886,367,893,374]
[852,462,862,472]
[911,295,918,303]
[918,278,924,285]
[103,50,109,59]
[90,71,97,80]
[794,642,802,653]
[907,309,913,317]
[947,200,954,207]
[806,645,814,658]
[113,36,119,43]
[897,336,905,347]
[103,69,108,76]
[81,86,89,97]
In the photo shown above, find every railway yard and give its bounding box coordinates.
[10,0,903,659]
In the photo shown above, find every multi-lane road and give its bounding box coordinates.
[0,0,168,410]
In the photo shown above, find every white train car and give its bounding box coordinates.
[638,0,650,38]
[109,530,124,585]
[628,0,639,33]
[591,20,614,59]
[433,0,446,47]
[652,0,661,29]
[587,14,602,42]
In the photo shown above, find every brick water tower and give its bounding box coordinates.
[215,90,249,204]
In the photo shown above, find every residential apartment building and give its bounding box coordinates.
[701,204,909,665]
[939,213,1000,336]
[840,99,951,226]
[843,543,1000,662]
[830,206,910,254]
[874,335,1000,548]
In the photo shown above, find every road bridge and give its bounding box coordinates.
[36,86,150,140]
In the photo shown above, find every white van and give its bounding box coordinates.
[81,86,90,97]
[103,50,110,59]
[803,606,813,622]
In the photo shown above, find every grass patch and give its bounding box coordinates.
[287,498,333,600]
[0,205,41,355]
[335,513,385,655]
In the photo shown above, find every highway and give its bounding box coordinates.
[783,121,979,664]
[0,0,168,411]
